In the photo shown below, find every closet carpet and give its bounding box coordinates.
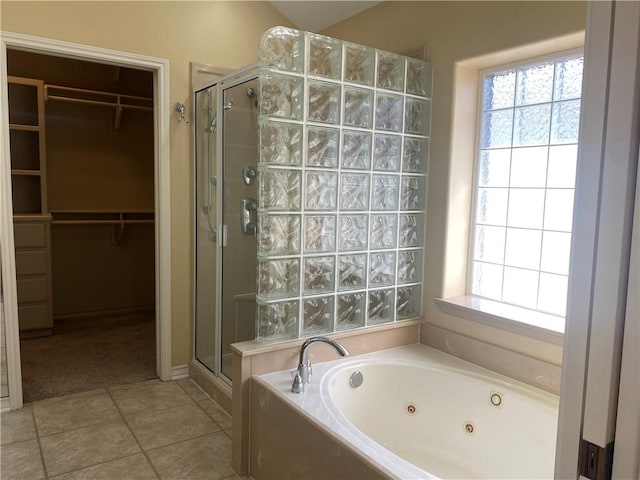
[20,312,156,403]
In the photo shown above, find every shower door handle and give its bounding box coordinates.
[241,198,257,236]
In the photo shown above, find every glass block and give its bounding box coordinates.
[404,98,431,136]
[406,59,433,98]
[338,214,368,251]
[547,145,577,188]
[376,51,405,92]
[472,261,503,301]
[259,119,303,166]
[343,87,374,128]
[368,288,395,325]
[554,56,583,101]
[476,188,508,226]
[473,225,505,264]
[541,231,571,275]
[369,252,396,287]
[373,134,402,172]
[370,214,397,249]
[402,137,429,174]
[478,149,510,187]
[372,175,399,210]
[502,266,539,309]
[305,171,337,210]
[400,176,426,211]
[304,256,336,294]
[340,174,370,211]
[259,26,304,73]
[397,249,423,284]
[256,300,299,343]
[303,296,335,335]
[259,71,304,120]
[483,70,515,110]
[304,214,336,253]
[516,62,554,106]
[481,110,513,149]
[504,228,542,270]
[259,169,301,211]
[337,292,366,330]
[551,100,581,145]
[510,146,548,187]
[507,189,545,229]
[338,254,367,290]
[344,43,375,86]
[538,272,568,316]
[397,285,422,320]
[513,104,551,147]
[308,80,341,124]
[306,126,339,168]
[257,258,300,299]
[307,32,342,80]
[375,94,403,132]
[544,189,575,232]
[399,213,424,248]
[341,130,372,170]
[258,214,301,256]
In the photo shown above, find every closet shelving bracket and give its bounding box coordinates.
[44,84,153,130]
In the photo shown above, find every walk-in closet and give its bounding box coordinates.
[7,50,156,401]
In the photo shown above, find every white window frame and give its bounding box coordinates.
[467,48,583,324]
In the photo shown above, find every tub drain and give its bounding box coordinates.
[464,421,475,435]
[490,393,503,407]
[405,403,417,415]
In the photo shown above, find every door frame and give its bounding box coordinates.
[0,31,172,410]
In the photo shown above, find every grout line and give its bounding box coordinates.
[30,405,50,479]
[106,386,162,480]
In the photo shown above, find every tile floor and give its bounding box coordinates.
[1,378,244,480]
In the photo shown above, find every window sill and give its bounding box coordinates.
[434,295,564,346]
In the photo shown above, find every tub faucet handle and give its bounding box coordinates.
[291,373,304,393]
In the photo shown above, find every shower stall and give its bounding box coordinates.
[194,66,258,381]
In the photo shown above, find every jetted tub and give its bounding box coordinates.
[254,344,559,479]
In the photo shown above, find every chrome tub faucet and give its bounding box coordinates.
[291,336,349,393]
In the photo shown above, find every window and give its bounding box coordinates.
[470,52,584,318]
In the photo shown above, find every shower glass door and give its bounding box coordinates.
[194,68,258,383]
[220,78,258,380]
[194,84,219,373]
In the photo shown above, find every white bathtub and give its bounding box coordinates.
[258,344,559,479]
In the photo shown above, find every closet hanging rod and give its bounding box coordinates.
[51,219,154,225]
[44,84,153,111]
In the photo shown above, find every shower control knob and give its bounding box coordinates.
[242,166,257,185]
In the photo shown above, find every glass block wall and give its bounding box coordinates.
[256,26,432,342]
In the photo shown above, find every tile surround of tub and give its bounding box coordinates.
[231,319,421,475]
[250,377,389,480]
[420,322,561,395]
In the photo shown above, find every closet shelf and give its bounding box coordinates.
[11,169,42,176]
[44,84,153,129]
[9,124,41,132]
[50,210,154,226]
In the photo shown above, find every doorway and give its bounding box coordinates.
[0,32,172,410]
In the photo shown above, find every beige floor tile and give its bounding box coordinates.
[1,405,36,445]
[108,379,161,392]
[32,388,107,405]
[146,431,233,480]
[0,438,45,480]
[40,420,140,476]
[198,399,232,430]
[127,403,220,450]
[224,428,232,439]
[110,381,193,417]
[34,392,121,436]
[49,453,158,480]
[176,378,208,402]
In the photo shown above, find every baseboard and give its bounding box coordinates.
[54,306,155,321]
[1,396,10,413]
[171,364,189,380]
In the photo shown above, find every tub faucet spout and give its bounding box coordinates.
[291,336,348,393]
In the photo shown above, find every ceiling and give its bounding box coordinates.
[269,1,380,32]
